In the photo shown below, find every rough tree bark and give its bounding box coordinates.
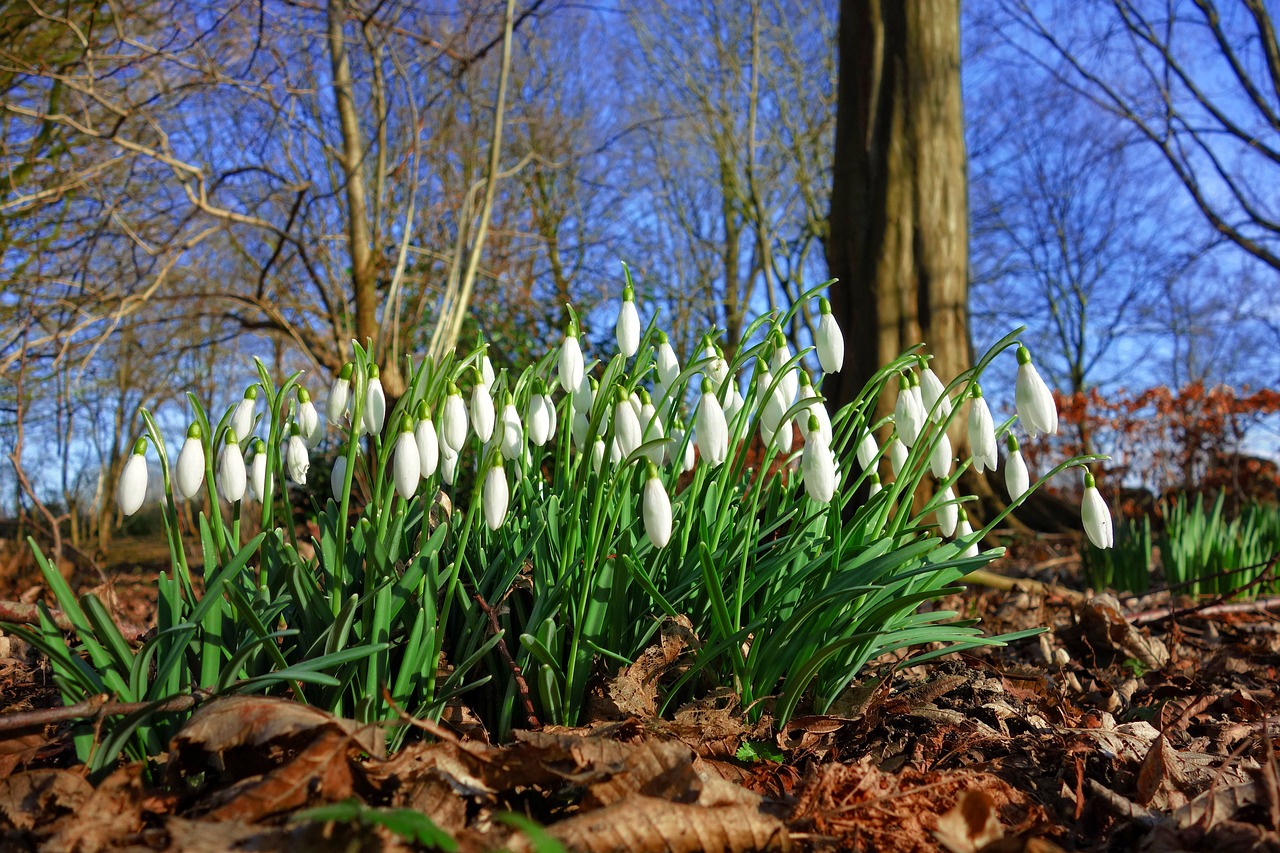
[824,0,969,418]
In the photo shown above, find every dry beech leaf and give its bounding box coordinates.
[1136,733,1188,809]
[935,789,1004,853]
[171,694,383,761]
[207,727,356,823]
[43,763,147,853]
[0,769,92,831]
[511,795,790,853]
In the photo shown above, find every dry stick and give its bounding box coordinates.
[0,600,148,638]
[962,568,1086,602]
[472,591,540,729]
[1132,553,1280,626]
[0,691,207,735]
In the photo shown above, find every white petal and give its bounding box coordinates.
[250,451,267,501]
[968,397,998,473]
[1015,361,1058,437]
[286,435,310,485]
[500,403,523,460]
[364,378,387,435]
[695,391,729,467]
[889,437,908,477]
[471,384,495,442]
[326,379,350,425]
[331,455,347,502]
[175,438,205,500]
[657,342,680,386]
[920,368,952,423]
[416,419,439,477]
[528,394,552,447]
[393,431,420,500]
[616,300,640,357]
[1082,486,1114,549]
[483,465,509,530]
[936,487,958,537]
[442,394,468,452]
[217,444,247,503]
[231,398,256,444]
[816,312,844,374]
[117,453,148,517]
[1005,450,1030,501]
[643,476,673,547]
[929,432,953,480]
[559,335,584,393]
[802,433,837,503]
[856,432,879,470]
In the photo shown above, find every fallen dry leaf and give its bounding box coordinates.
[43,763,147,853]
[935,789,1004,853]
[205,726,356,823]
[0,768,92,831]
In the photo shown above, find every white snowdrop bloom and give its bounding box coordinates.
[655,331,680,386]
[297,388,323,448]
[802,416,837,503]
[769,333,798,412]
[527,385,554,447]
[1005,434,1030,501]
[755,367,777,423]
[117,439,149,517]
[894,374,925,447]
[591,437,607,474]
[217,431,247,503]
[286,426,310,485]
[776,420,794,453]
[936,486,958,537]
[868,473,883,499]
[638,390,664,465]
[1014,345,1058,437]
[815,297,845,374]
[856,431,879,470]
[230,387,258,444]
[441,445,460,486]
[695,378,729,467]
[414,404,439,478]
[613,388,642,461]
[1081,470,1114,549]
[681,430,697,473]
[573,374,595,415]
[559,326,584,393]
[930,431,953,480]
[363,364,386,436]
[441,383,468,452]
[642,463,673,548]
[629,390,643,421]
[956,510,978,558]
[393,420,420,500]
[796,372,830,441]
[616,286,641,358]
[249,439,267,502]
[330,453,348,503]
[571,406,591,450]
[889,436,909,477]
[724,381,746,426]
[705,344,729,389]
[175,424,205,500]
[482,463,509,531]
[542,393,557,442]
[917,361,951,423]
[481,352,496,388]
[499,395,523,461]
[968,385,998,474]
[326,363,354,425]
[470,375,495,443]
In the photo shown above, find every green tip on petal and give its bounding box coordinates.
[972,383,984,399]
[1083,470,1096,489]
[252,438,266,452]
[131,437,148,455]
[1016,345,1031,365]
[819,297,832,315]
[186,423,202,440]
[297,387,311,403]
[646,460,660,479]
[1006,433,1020,451]
[415,400,429,419]
[290,422,301,436]
[339,362,354,380]
[244,385,259,400]
[898,374,910,390]
[368,363,381,379]
[656,330,669,344]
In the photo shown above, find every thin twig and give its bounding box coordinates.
[0,600,148,638]
[0,691,208,735]
[1131,594,1280,625]
[380,687,462,745]
[472,591,540,729]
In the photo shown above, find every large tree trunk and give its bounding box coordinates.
[824,0,969,418]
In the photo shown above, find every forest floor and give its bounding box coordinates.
[1,534,1279,852]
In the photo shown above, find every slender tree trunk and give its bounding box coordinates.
[824,0,969,417]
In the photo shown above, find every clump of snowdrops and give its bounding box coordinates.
[12,275,1111,772]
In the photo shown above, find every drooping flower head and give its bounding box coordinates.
[559,318,585,393]
[894,373,925,447]
[483,462,509,531]
[616,285,640,358]
[968,384,998,474]
[249,438,267,501]
[217,430,247,503]
[230,386,259,445]
[815,297,844,374]
[297,387,322,448]
[1014,345,1058,438]
[499,393,523,461]
[1005,433,1030,501]
[655,331,680,387]
[695,378,729,468]
[393,415,421,500]
[642,461,673,548]
[117,437,149,517]
[1081,470,1114,549]
[286,423,310,485]
[802,415,837,503]
[327,362,354,426]
[918,357,952,423]
[363,363,386,437]
[414,401,439,478]
[441,382,468,453]
[175,423,205,500]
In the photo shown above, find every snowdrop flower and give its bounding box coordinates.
[331,451,348,502]
[591,437,606,474]
[930,431,953,480]
[231,386,259,444]
[889,436,909,477]
[527,382,554,447]
[724,381,746,426]
[638,389,664,464]
[441,445,460,486]
[616,285,640,358]
[769,332,798,412]
[815,297,844,374]
[695,378,729,467]
[1014,345,1058,437]
[217,431,247,503]
[286,424,310,485]
[414,402,438,478]
[918,358,952,423]
[363,364,386,436]
[802,415,837,503]
[249,438,267,501]
[326,363,354,425]
[756,366,777,422]
[613,388,642,461]
[936,486,958,537]
[441,382,468,452]
[1005,434,1030,501]
[175,424,205,500]
[297,387,322,448]
[571,407,591,451]
[481,349,496,388]
[1081,471,1114,549]
[796,372,831,442]
[559,321,585,393]
[868,472,883,498]
[392,418,420,500]
[956,509,978,558]
[655,331,680,386]
[117,438,148,517]
[704,341,729,389]
[855,430,879,470]
[894,374,925,447]
[499,394,523,461]
[482,462,509,530]
[968,384,998,474]
[642,462,673,548]
[573,374,595,415]
[776,420,794,453]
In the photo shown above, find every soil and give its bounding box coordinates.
[2,533,1279,852]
